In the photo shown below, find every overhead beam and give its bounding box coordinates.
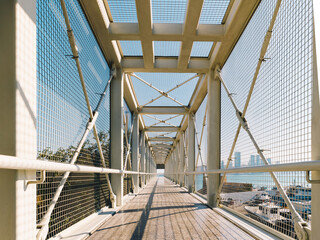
[178,0,204,69]
[80,0,121,67]
[135,0,154,68]
[149,137,175,142]
[109,23,225,41]
[145,126,180,132]
[139,106,188,115]
[122,58,209,73]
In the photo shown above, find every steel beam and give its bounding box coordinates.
[139,106,188,115]
[0,1,37,238]
[312,10,320,238]
[149,137,175,142]
[132,114,139,193]
[187,114,195,193]
[110,70,124,206]
[145,126,180,132]
[207,67,221,208]
[109,23,225,41]
[135,0,154,69]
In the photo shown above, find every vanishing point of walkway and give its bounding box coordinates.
[88,177,255,240]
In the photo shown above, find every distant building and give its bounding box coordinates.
[221,161,225,169]
[235,152,241,168]
[249,155,255,166]
[256,155,261,166]
[267,158,271,164]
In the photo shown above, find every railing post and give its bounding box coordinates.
[0,0,37,238]
[146,146,149,183]
[207,66,221,208]
[312,3,320,238]
[140,131,146,187]
[110,69,124,206]
[132,114,139,193]
[188,113,195,192]
[179,138,185,186]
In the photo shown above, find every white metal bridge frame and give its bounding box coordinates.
[0,0,320,240]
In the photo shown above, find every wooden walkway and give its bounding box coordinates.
[88,177,255,240]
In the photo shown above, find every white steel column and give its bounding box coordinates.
[110,69,124,206]
[146,147,149,183]
[132,114,139,193]
[312,4,320,238]
[179,137,185,186]
[187,114,195,192]
[0,0,37,239]
[207,67,221,208]
[140,132,146,187]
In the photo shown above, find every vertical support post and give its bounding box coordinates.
[179,137,185,186]
[146,147,149,183]
[110,69,124,206]
[140,132,146,187]
[312,4,320,238]
[207,67,221,208]
[132,114,139,193]
[0,1,37,239]
[188,114,195,192]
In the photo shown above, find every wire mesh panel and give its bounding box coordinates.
[152,0,188,24]
[220,0,313,237]
[37,0,112,238]
[123,100,133,196]
[195,96,208,194]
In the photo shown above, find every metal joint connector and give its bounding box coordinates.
[87,112,99,130]
[294,220,311,240]
[306,170,320,184]
[235,110,249,131]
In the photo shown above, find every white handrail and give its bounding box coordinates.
[165,160,320,175]
[0,154,153,175]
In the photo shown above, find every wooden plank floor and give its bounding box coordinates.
[88,177,255,240]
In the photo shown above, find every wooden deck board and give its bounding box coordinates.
[88,177,255,240]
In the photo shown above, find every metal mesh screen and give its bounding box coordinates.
[152,0,188,24]
[195,96,208,194]
[37,0,111,238]
[220,0,313,237]
[123,100,133,195]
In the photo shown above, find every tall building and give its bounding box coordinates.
[221,160,225,169]
[267,158,271,164]
[235,152,241,168]
[256,155,261,166]
[249,155,256,166]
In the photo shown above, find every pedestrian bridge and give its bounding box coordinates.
[0,0,320,239]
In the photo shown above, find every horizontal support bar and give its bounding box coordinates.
[145,126,180,132]
[109,23,225,41]
[0,155,154,175]
[149,137,175,142]
[139,106,188,115]
[165,160,320,175]
[122,58,209,73]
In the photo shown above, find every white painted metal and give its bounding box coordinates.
[132,114,139,193]
[0,155,155,175]
[145,126,180,132]
[139,74,200,107]
[164,160,320,175]
[312,2,320,238]
[187,114,195,192]
[140,132,146,187]
[207,67,221,208]
[149,137,175,142]
[130,73,185,106]
[111,69,124,207]
[0,0,37,238]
